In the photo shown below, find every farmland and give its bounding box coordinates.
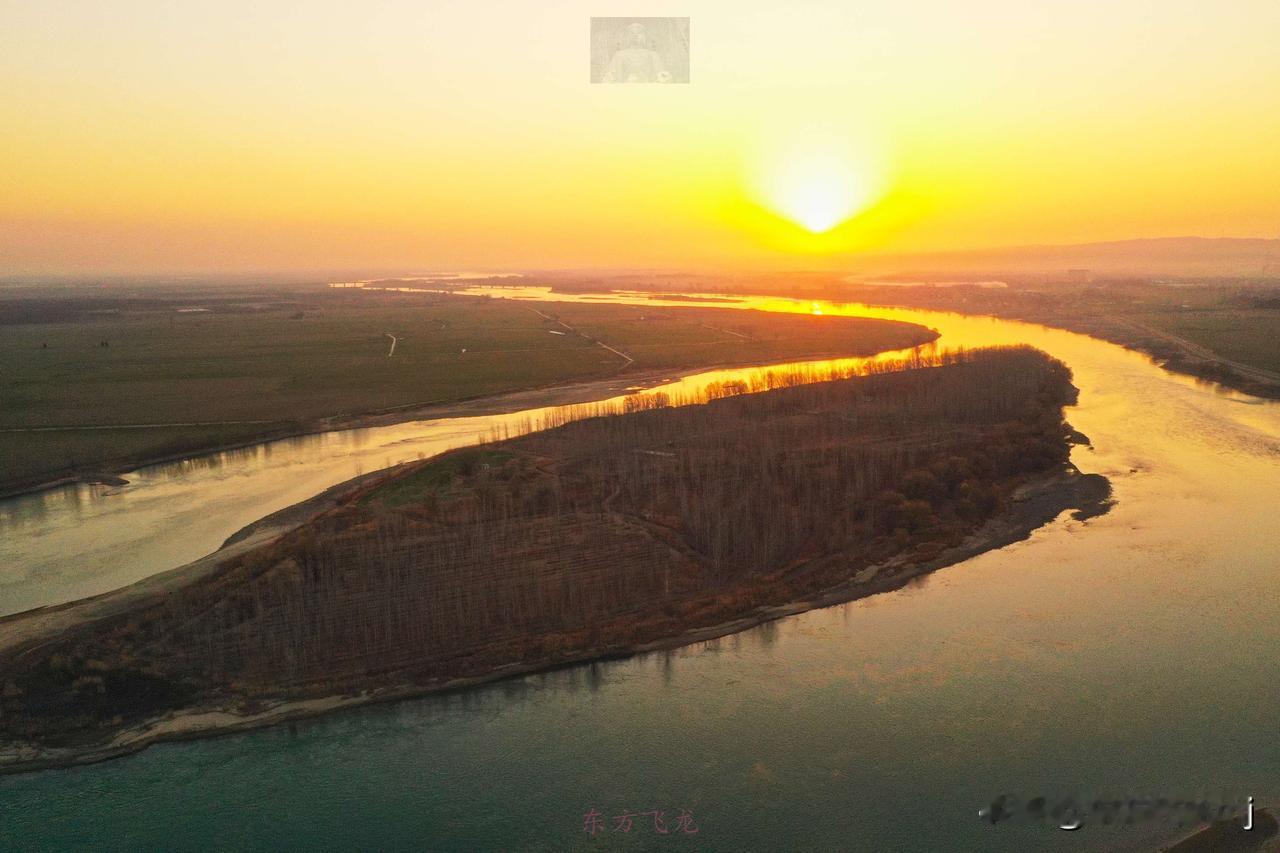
[1126,307,1280,375]
[0,286,935,494]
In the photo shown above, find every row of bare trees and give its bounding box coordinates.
[1,347,1077,739]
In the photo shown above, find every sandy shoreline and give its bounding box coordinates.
[0,457,1110,777]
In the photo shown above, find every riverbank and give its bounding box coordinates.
[0,461,1108,777]
[0,290,938,499]
[984,307,1280,400]
[7,286,1270,503]
[0,344,932,502]
[1098,316,1280,400]
[815,283,1280,400]
[0,348,1110,775]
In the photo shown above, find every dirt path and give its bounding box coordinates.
[1119,318,1280,384]
[700,322,753,340]
[525,306,635,368]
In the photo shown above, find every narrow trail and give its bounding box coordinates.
[700,322,753,340]
[524,306,635,369]
[1118,318,1280,384]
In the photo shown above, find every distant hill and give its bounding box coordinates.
[847,237,1280,278]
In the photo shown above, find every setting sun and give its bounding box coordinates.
[750,136,888,235]
[768,156,868,233]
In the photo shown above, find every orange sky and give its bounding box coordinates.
[2,1,1278,274]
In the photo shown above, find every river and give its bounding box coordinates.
[2,290,1279,851]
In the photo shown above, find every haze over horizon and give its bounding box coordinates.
[3,1,1278,275]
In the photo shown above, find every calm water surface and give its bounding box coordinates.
[2,290,1279,852]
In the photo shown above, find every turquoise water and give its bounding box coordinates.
[3,293,1279,851]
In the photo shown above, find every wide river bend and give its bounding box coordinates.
[2,289,1278,852]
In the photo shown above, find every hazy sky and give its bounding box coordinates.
[2,0,1278,273]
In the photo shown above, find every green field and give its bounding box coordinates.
[1131,308,1280,374]
[0,288,933,493]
